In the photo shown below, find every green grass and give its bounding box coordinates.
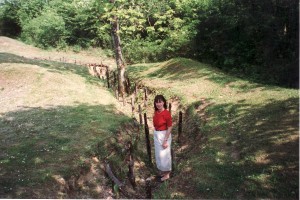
[0,53,132,198]
[0,104,129,187]
[127,57,299,199]
[0,48,298,199]
[0,52,100,85]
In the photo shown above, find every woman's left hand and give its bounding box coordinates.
[162,141,168,149]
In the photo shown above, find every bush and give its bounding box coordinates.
[123,39,164,63]
[21,9,68,48]
[124,31,192,64]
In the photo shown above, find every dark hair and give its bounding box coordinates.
[154,95,167,111]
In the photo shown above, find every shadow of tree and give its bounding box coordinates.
[175,97,298,199]
[0,103,131,198]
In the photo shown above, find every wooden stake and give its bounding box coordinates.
[144,113,152,165]
[178,111,183,144]
[127,141,136,189]
[115,89,119,100]
[106,67,110,88]
[113,71,117,88]
[131,97,135,113]
[146,177,152,199]
[134,83,138,99]
[122,93,125,106]
[144,88,148,107]
[169,102,172,115]
[138,105,143,125]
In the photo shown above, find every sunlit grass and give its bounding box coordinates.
[127,57,299,199]
[0,53,132,198]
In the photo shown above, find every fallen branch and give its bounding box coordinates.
[105,162,124,188]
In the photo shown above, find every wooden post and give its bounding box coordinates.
[171,148,176,173]
[131,97,135,114]
[115,89,119,100]
[122,93,126,106]
[127,141,136,189]
[127,76,131,94]
[146,177,152,199]
[144,113,152,165]
[94,66,99,79]
[106,67,110,88]
[169,102,172,115]
[138,105,143,125]
[144,88,148,107]
[124,75,129,94]
[113,71,117,88]
[134,83,138,98]
[178,111,182,143]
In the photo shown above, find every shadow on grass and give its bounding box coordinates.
[0,103,131,198]
[0,52,101,85]
[178,97,299,199]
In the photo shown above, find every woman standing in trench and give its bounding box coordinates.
[152,95,172,181]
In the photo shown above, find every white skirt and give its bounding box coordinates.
[153,130,172,171]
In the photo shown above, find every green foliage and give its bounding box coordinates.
[16,0,47,26]
[99,0,198,62]
[21,9,67,48]
[192,0,299,87]
[51,0,109,48]
[0,0,21,36]
[0,0,298,87]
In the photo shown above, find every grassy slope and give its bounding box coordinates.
[0,37,298,199]
[127,58,299,199]
[0,53,132,198]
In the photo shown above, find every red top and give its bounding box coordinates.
[153,109,172,131]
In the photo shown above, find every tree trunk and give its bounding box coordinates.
[110,0,126,96]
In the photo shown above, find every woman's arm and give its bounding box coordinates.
[162,126,172,149]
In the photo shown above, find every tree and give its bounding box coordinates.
[109,0,126,97]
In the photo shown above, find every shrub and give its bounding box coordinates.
[21,9,68,48]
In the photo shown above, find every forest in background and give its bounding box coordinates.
[0,0,298,88]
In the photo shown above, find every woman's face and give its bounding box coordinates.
[155,100,164,111]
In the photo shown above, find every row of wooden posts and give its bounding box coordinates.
[80,60,186,198]
[33,57,183,198]
[143,110,183,165]
[33,56,88,66]
[89,63,184,198]
[105,110,183,198]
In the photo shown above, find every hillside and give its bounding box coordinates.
[0,36,116,68]
[0,41,132,198]
[127,58,299,199]
[0,37,298,199]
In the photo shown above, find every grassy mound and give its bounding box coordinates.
[0,53,132,198]
[127,57,299,199]
[0,37,298,199]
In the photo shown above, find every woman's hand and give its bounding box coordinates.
[162,140,168,149]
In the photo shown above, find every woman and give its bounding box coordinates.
[153,95,172,181]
